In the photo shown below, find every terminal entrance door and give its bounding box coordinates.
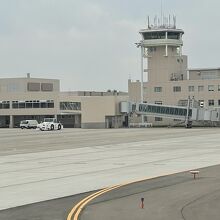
[0,116,10,128]
[57,114,81,128]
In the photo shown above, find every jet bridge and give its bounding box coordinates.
[120,101,220,128]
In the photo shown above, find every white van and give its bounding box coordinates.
[20,120,38,129]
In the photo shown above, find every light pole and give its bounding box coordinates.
[135,42,144,123]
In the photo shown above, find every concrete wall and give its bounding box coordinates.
[147,46,188,84]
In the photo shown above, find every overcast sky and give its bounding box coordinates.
[0,0,220,91]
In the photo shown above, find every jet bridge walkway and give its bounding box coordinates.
[136,103,192,120]
[120,101,220,128]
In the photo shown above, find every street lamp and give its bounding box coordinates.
[135,41,144,123]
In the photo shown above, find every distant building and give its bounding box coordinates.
[128,17,220,126]
[0,74,128,128]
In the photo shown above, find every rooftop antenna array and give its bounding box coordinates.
[147,14,177,29]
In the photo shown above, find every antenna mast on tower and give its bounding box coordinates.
[160,0,163,26]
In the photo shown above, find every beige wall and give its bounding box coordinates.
[189,69,220,80]
[0,78,60,93]
[81,97,115,123]
[147,46,187,83]
[0,77,128,128]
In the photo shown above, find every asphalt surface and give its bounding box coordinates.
[1,127,220,156]
[1,127,220,216]
[81,164,220,220]
[0,164,219,220]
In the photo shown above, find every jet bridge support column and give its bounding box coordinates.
[185,97,192,128]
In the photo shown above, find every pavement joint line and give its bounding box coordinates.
[67,169,198,220]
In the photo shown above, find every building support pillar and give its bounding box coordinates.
[180,46,182,56]
[9,115,14,128]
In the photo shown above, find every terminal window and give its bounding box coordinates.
[208,85,215,91]
[41,83,53,91]
[188,86,194,92]
[143,32,165,40]
[12,100,54,109]
[0,101,10,109]
[155,117,162,121]
[198,86,204,92]
[167,32,180,40]
[27,83,40,91]
[60,102,81,110]
[173,86,181,92]
[208,100,214,106]
[154,87,162,92]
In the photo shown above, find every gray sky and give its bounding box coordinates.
[0,0,219,91]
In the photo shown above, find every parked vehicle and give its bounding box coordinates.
[37,118,63,131]
[20,120,38,129]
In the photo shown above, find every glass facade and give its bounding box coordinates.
[12,100,54,109]
[60,102,81,110]
[167,32,180,39]
[0,101,10,109]
[138,104,191,117]
[143,32,166,40]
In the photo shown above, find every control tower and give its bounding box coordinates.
[138,16,187,85]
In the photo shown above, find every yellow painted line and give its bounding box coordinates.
[67,184,122,220]
[66,187,108,220]
[67,169,198,220]
[73,184,123,220]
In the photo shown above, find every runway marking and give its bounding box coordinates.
[66,170,195,220]
[67,184,123,220]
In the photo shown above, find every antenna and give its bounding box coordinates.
[169,14,171,27]
[154,16,157,27]
[160,0,163,27]
[147,16,150,28]
[173,15,176,28]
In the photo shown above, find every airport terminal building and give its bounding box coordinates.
[2,19,220,128]
[128,18,220,126]
[0,74,128,128]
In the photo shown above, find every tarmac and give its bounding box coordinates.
[80,164,220,220]
[0,165,219,220]
[1,127,220,217]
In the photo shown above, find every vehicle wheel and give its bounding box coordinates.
[58,124,61,130]
[21,127,24,129]
[51,124,54,130]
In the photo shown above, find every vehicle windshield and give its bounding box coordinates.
[20,120,28,124]
[44,118,56,123]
